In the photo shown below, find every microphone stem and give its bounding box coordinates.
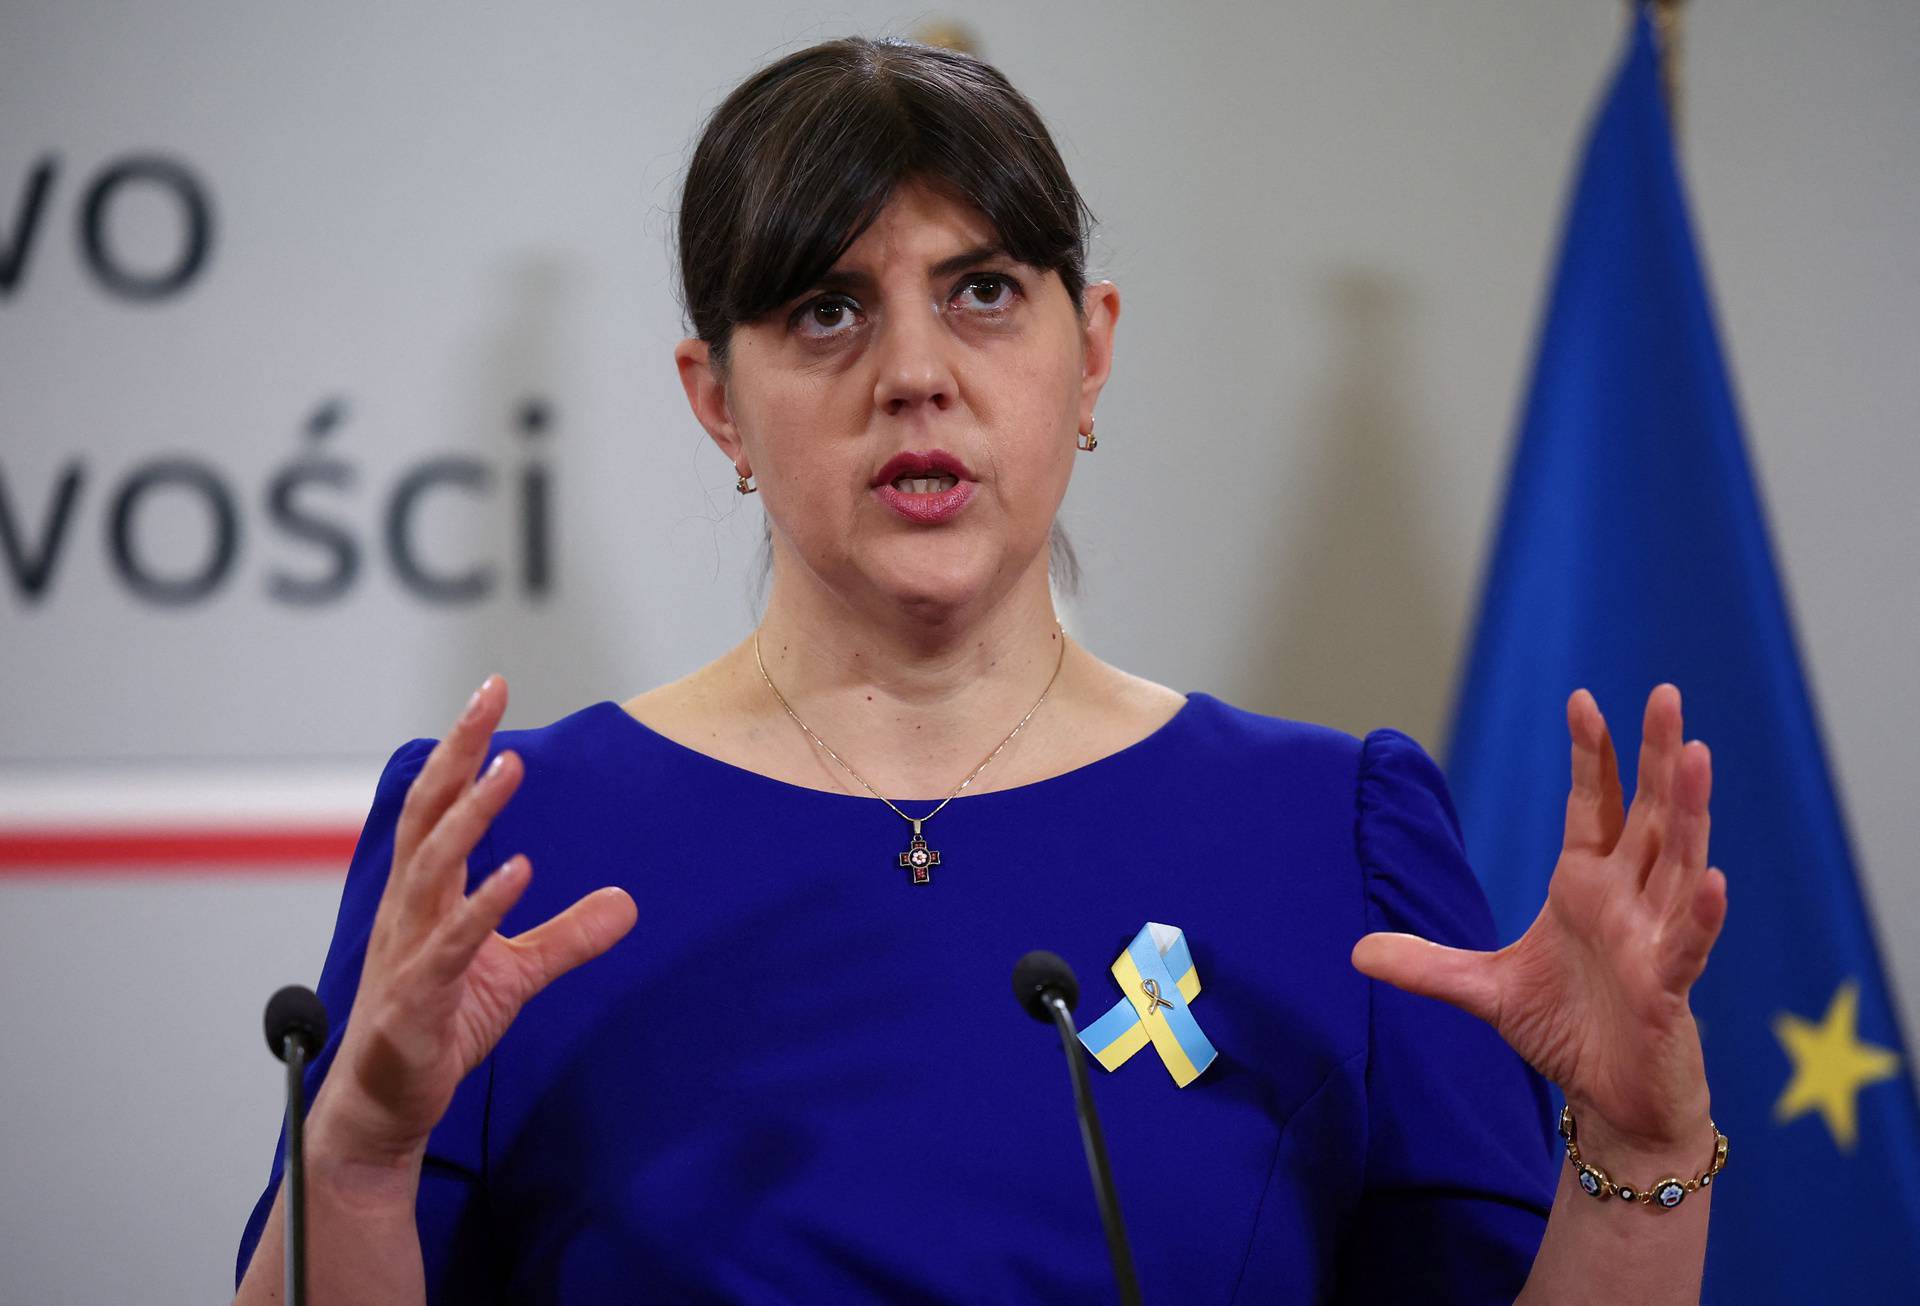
[282,1036,309,1306]
[1045,993,1143,1306]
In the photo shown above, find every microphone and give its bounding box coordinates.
[1012,951,1143,1306]
[263,985,329,1306]
[265,985,329,1060]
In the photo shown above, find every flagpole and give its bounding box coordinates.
[1646,0,1686,132]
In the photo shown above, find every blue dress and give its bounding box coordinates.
[237,692,1558,1302]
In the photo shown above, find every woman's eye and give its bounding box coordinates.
[955,274,1018,311]
[794,295,860,337]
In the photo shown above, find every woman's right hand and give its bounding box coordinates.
[310,673,639,1170]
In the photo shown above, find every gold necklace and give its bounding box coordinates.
[752,623,1070,884]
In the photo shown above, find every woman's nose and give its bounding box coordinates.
[871,303,958,417]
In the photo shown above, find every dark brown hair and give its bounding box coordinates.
[677,36,1095,369]
[676,36,1094,595]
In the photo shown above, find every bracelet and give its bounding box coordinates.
[1558,1105,1728,1210]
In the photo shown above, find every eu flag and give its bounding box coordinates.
[1446,6,1920,1298]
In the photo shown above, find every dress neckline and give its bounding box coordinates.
[592,691,1207,806]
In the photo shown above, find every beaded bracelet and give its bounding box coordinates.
[1558,1106,1729,1210]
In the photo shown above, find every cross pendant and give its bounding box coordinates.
[898,818,941,885]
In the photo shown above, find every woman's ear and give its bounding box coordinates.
[1077,280,1121,422]
[674,337,746,466]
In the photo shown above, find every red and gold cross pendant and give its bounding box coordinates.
[898,818,941,885]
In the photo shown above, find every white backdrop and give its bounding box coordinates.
[3,2,1916,1300]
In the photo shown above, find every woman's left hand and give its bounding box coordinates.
[1351,683,1728,1156]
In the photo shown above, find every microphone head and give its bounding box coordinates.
[264,984,330,1062]
[1012,950,1079,1023]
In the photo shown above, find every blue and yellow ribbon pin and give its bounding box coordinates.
[1076,922,1218,1087]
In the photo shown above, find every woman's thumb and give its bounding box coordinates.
[1350,931,1499,1026]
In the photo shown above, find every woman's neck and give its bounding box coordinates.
[723,557,1081,798]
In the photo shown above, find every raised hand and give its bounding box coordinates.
[1351,684,1728,1156]
[313,674,639,1168]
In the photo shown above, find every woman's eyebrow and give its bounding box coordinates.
[927,243,1011,278]
[809,244,1013,295]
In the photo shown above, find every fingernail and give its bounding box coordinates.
[461,677,491,723]
[484,751,508,780]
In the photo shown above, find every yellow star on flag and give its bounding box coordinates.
[1772,979,1903,1152]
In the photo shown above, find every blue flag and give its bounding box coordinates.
[1446,7,1920,1299]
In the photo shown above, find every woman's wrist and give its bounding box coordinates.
[1558,1093,1724,1211]
[305,1086,429,1207]
[305,1133,425,1219]
[1560,1092,1715,1173]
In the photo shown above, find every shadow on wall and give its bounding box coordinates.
[444,252,632,731]
[1242,267,1457,748]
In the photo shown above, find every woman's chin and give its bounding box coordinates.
[856,547,1009,620]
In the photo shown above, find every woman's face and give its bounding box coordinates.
[676,177,1119,626]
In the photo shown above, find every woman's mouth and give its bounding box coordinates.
[869,450,976,524]
[874,476,974,524]
[890,474,959,494]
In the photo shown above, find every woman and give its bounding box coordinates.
[235,36,1727,1303]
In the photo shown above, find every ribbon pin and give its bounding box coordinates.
[1076,922,1218,1087]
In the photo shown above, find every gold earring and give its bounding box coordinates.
[1076,417,1097,452]
[736,471,757,494]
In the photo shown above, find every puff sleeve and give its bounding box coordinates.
[234,737,508,1302]
[1332,728,1559,1303]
